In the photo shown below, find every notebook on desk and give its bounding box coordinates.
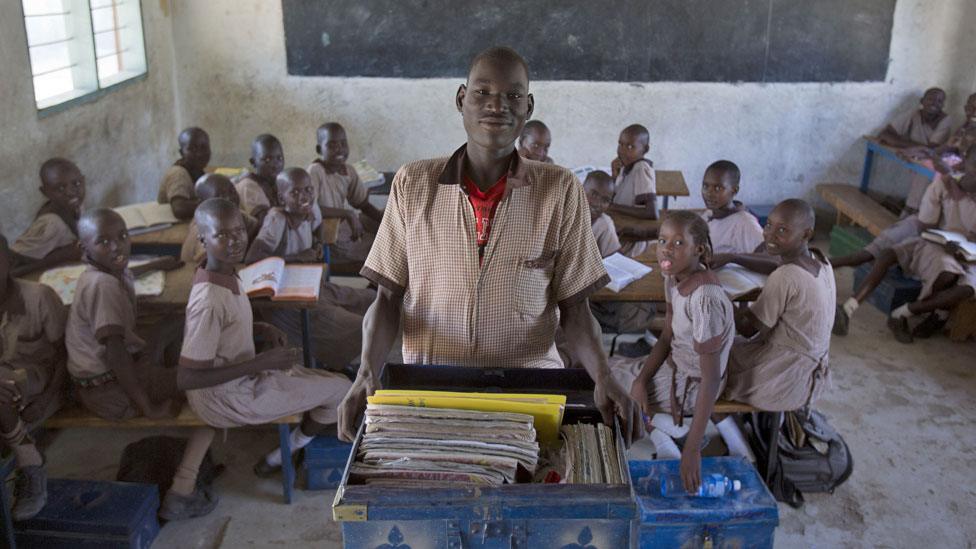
[114,202,179,235]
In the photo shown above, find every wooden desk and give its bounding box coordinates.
[609,212,661,238]
[592,260,664,303]
[130,222,189,246]
[817,183,897,236]
[860,135,935,192]
[656,170,690,208]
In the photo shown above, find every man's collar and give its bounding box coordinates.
[437,144,532,189]
[192,267,240,294]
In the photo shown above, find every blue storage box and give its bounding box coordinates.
[333,364,637,548]
[747,204,775,226]
[853,264,921,314]
[629,457,778,549]
[15,479,159,549]
[304,436,353,490]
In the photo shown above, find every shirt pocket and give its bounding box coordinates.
[514,251,557,317]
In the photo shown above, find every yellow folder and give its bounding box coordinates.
[368,390,566,443]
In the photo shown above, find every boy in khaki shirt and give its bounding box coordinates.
[181,174,259,265]
[157,127,211,220]
[10,158,85,277]
[235,134,284,223]
[0,233,68,520]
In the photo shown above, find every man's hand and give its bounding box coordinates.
[253,322,288,348]
[345,211,365,241]
[680,444,702,494]
[337,379,372,442]
[593,375,642,448]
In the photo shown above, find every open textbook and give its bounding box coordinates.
[714,264,768,299]
[113,202,179,235]
[921,229,976,261]
[239,257,324,302]
[602,253,654,292]
[39,258,165,305]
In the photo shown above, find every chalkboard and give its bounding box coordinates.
[282,0,894,83]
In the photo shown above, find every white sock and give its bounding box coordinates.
[891,303,912,319]
[650,429,681,460]
[843,297,859,317]
[935,309,949,320]
[651,413,689,438]
[264,427,316,466]
[642,330,658,346]
[716,417,756,462]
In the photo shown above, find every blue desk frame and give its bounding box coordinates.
[860,139,935,192]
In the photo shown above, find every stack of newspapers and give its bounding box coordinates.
[349,404,540,487]
[560,423,623,484]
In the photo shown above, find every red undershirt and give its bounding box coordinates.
[464,175,507,263]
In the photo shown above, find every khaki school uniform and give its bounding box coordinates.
[890,176,976,298]
[863,215,922,258]
[610,271,734,421]
[11,205,78,260]
[614,159,655,258]
[703,204,764,254]
[307,160,376,264]
[886,108,952,210]
[234,173,280,218]
[0,279,67,420]
[591,213,621,258]
[725,251,835,411]
[65,266,174,420]
[157,163,197,204]
[249,206,375,370]
[362,145,609,369]
[179,269,351,427]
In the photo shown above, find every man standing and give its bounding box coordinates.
[337,47,640,445]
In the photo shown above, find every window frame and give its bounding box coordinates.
[20,0,149,117]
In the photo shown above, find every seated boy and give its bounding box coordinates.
[157,127,211,220]
[724,200,835,411]
[700,160,764,254]
[835,146,976,341]
[518,120,554,164]
[10,158,85,277]
[246,168,375,370]
[178,198,352,480]
[0,233,68,520]
[585,171,621,258]
[307,122,384,265]
[181,174,259,264]
[235,134,284,222]
[878,88,952,213]
[65,209,184,421]
[610,124,658,257]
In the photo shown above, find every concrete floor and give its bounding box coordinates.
[34,265,976,548]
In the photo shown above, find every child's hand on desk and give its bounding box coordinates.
[253,321,287,348]
[617,226,639,240]
[256,346,303,372]
[944,241,973,263]
[709,253,732,269]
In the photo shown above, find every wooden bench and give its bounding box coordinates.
[817,183,897,236]
[43,404,303,504]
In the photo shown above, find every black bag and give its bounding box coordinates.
[116,436,224,499]
[742,409,853,507]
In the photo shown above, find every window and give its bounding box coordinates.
[22,0,147,111]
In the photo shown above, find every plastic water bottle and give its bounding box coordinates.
[660,473,741,498]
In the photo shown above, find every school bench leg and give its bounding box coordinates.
[1,455,16,549]
[662,196,670,209]
[278,424,294,504]
[859,144,875,193]
[323,244,331,282]
[301,308,315,370]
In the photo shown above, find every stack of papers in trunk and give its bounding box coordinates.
[560,422,623,484]
[349,404,540,488]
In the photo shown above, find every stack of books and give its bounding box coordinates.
[349,404,539,487]
[560,423,624,484]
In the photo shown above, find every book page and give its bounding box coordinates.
[274,264,324,301]
[137,202,180,227]
[39,258,165,305]
[602,252,653,292]
[715,264,768,299]
[239,257,285,297]
[113,204,148,230]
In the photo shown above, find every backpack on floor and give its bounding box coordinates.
[741,409,853,507]
[116,435,224,499]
